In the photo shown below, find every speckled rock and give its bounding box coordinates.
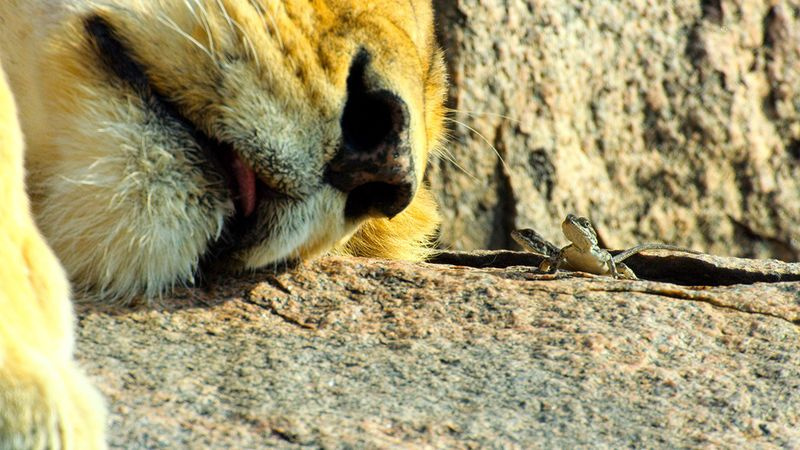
[76,254,800,448]
[429,0,800,261]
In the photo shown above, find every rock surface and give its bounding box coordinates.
[429,0,800,261]
[77,254,800,448]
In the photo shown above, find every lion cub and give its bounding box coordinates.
[2,0,446,446]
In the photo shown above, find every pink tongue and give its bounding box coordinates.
[230,152,257,217]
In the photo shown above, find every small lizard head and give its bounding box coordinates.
[562,214,599,250]
[510,228,559,256]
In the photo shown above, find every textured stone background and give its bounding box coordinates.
[429,0,799,261]
[78,255,800,448]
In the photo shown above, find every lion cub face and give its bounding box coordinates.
[19,0,446,299]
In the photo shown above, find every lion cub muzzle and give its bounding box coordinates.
[326,51,416,220]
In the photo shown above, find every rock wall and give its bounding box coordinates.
[429,0,799,261]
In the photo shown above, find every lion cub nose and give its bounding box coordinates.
[327,51,417,219]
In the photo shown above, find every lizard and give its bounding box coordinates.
[511,213,703,280]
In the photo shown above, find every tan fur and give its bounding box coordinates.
[1,0,446,300]
[0,62,106,447]
[1,0,445,444]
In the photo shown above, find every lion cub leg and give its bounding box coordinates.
[0,63,106,448]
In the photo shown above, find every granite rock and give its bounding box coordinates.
[77,254,800,448]
[430,0,800,261]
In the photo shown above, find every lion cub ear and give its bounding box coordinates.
[338,185,440,262]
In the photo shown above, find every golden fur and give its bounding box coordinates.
[1,0,445,445]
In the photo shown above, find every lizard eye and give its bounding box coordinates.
[578,218,592,228]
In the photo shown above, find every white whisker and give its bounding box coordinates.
[432,146,478,180]
[213,0,236,33]
[156,12,214,60]
[445,117,511,173]
[189,0,217,57]
[228,12,262,68]
[446,107,521,124]
[249,0,284,50]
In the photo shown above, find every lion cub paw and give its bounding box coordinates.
[0,345,107,449]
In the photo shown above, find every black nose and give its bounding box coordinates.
[326,51,417,219]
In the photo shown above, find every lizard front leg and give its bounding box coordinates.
[539,246,569,274]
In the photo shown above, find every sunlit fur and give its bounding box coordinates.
[0,62,106,447]
[1,0,447,300]
[1,0,445,444]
